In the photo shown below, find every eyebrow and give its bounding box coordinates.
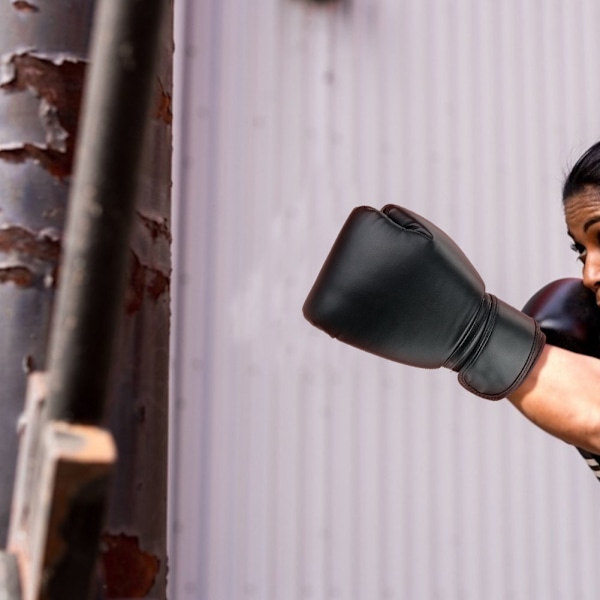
[584,216,600,232]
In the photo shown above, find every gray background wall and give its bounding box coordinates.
[168,1,600,598]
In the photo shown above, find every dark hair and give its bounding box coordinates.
[563,140,600,202]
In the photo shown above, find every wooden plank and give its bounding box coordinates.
[9,408,116,600]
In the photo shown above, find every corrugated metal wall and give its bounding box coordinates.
[169,1,600,599]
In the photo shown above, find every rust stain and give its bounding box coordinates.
[137,211,172,243]
[0,143,71,180]
[125,251,146,315]
[125,250,170,315]
[0,226,60,287]
[0,265,33,287]
[0,53,86,180]
[12,0,40,12]
[147,268,169,301]
[21,353,34,373]
[100,533,160,598]
[0,225,61,261]
[154,78,172,125]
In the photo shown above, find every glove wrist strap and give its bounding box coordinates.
[457,296,546,400]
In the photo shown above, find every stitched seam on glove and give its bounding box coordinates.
[444,294,493,372]
[505,323,546,394]
[379,207,434,240]
[458,321,546,400]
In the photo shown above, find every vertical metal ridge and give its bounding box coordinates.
[170,1,600,599]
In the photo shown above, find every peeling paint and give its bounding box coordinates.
[154,78,172,125]
[21,354,34,373]
[0,143,70,180]
[0,226,60,287]
[125,250,170,315]
[0,52,86,180]
[137,211,172,243]
[0,265,32,287]
[100,533,160,598]
[11,0,39,12]
[0,224,61,262]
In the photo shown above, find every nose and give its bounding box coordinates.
[582,251,600,294]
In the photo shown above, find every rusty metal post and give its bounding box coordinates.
[44,0,173,595]
[0,1,172,598]
[0,0,97,546]
[45,0,167,426]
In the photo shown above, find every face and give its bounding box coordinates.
[564,186,600,304]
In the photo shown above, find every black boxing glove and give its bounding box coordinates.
[303,204,546,400]
[522,278,600,357]
[522,278,600,481]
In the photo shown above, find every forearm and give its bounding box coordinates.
[508,344,600,453]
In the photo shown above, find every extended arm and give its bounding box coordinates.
[512,278,600,454]
[303,205,600,454]
[509,345,600,453]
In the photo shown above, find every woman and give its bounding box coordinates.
[510,140,600,453]
[303,140,600,454]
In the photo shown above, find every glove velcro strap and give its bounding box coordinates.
[456,295,546,400]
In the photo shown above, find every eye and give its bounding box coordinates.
[570,242,586,263]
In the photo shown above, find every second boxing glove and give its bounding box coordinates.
[303,204,546,400]
[522,278,600,357]
[522,278,600,481]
